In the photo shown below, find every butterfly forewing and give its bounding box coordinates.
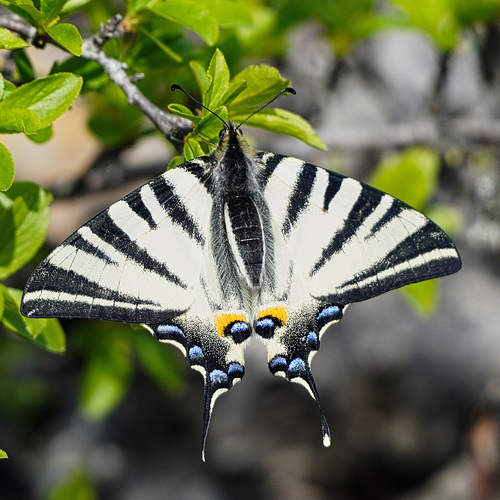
[258,154,460,303]
[22,161,213,322]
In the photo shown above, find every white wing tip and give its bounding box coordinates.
[323,434,331,447]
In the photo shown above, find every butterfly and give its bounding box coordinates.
[21,86,461,460]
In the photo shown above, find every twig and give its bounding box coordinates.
[0,13,193,149]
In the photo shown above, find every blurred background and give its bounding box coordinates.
[1,0,500,498]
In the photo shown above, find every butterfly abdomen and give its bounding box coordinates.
[224,195,265,288]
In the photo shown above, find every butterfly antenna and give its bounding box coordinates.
[171,84,229,129]
[236,87,296,130]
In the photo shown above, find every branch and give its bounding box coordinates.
[0,13,193,149]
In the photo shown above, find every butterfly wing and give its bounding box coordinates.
[254,152,461,445]
[22,160,214,322]
[21,158,249,459]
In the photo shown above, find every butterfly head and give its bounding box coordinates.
[171,83,296,153]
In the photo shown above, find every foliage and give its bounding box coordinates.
[46,469,97,500]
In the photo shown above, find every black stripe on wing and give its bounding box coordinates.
[310,186,384,276]
[281,165,316,237]
[70,235,112,262]
[125,190,156,229]
[341,221,460,289]
[150,176,205,246]
[21,262,184,322]
[255,152,285,187]
[323,173,344,211]
[87,213,188,289]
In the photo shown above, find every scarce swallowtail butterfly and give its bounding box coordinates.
[21,86,461,460]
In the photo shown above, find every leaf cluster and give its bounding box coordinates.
[167,49,325,164]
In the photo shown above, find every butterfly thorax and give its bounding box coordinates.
[213,126,266,290]
[214,125,258,193]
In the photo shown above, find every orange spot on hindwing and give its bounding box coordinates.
[214,313,251,343]
[257,306,288,325]
[255,305,289,339]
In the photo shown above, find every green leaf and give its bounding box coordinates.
[425,203,463,235]
[0,182,52,279]
[401,279,439,315]
[195,105,228,142]
[0,108,40,134]
[167,103,200,123]
[80,325,132,420]
[220,79,247,107]
[369,146,440,211]
[45,23,82,56]
[233,107,327,150]
[0,287,4,319]
[229,65,291,115]
[0,27,29,49]
[204,48,230,109]
[0,1,43,25]
[0,449,7,459]
[183,135,205,160]
[392,0,460,51]
[198,0,252,27]
[2,78,16,98]
[0,73,4,101]
[40,0,71,21]
[1,286,66,352]
[14,49,35,83]
[134,331,185,394]
[136,26,183,63]
[27,124,53,143]
[0,73,82,129]
[51,57,106,92]
[452,0,500,25]
[189,60,210,95]
[0,143,14,191]
[167,155,186,170]
[46,469,96,500]
[148,0,218,45]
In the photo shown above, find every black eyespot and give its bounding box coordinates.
[236,128,243,136]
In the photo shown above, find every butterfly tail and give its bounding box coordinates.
[302,366,332,447]
[268,350,331,447]
[201,370,228,461]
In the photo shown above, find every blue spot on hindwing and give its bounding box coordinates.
[256,317,275,339]
[228,321,251,343]
[210,369,229,386]
[269,355,287,374]
[317,305,343,329]
[288,357,306,376]
[257,318,274,328]
[188,345,204,363]
[155,324,185,341]
[306,331,319,350]
[227,362,244,380]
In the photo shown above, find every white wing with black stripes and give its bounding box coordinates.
[250,152,460,448]
[21,121,461,460]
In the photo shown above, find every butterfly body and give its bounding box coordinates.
[21,123,461,459]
